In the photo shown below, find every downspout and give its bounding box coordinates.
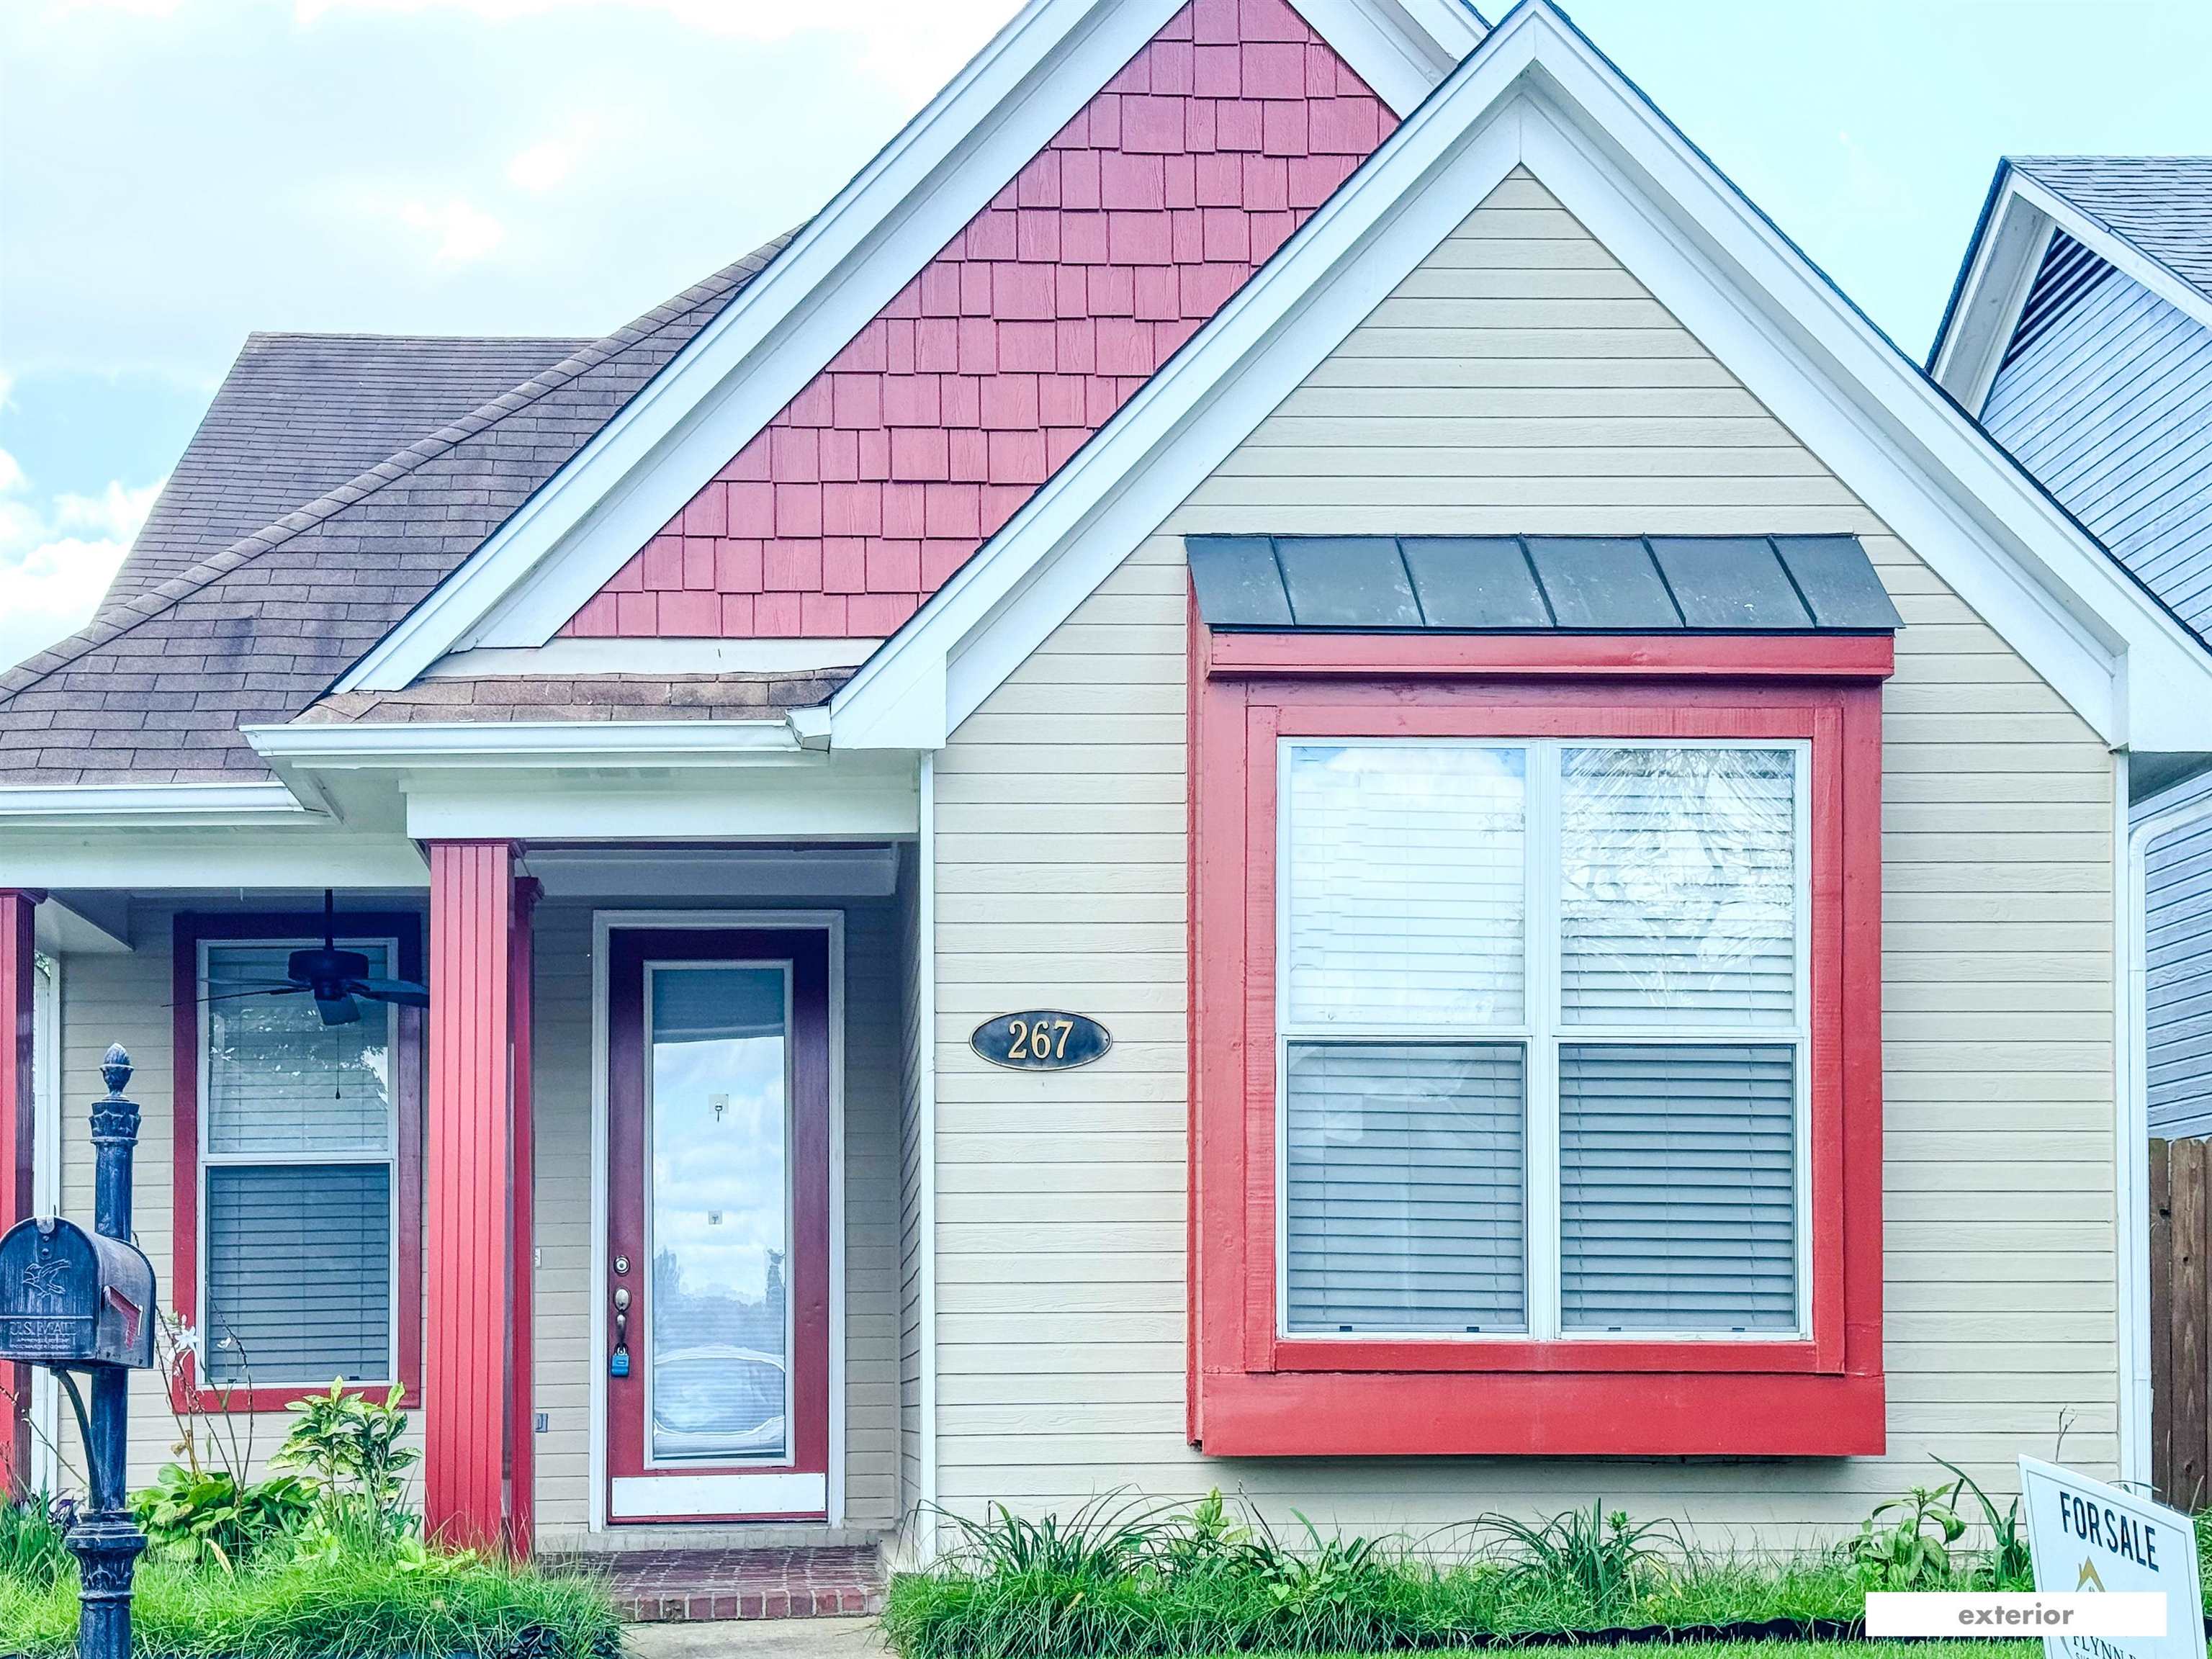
[2121,763,2212,1488]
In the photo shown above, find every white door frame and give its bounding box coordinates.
[586,909,847,1530]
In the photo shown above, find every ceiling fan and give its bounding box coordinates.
[206,890,430,1027]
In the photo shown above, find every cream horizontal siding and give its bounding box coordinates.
[928,167,2116,1539]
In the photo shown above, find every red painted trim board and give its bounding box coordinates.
[168,908,425,1417]
[1186,613,1891,1457]
[0,890,39,1495]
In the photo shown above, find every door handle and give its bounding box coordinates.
[610,1284,631,1378]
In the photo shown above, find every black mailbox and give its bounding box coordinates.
[0,1215,155,1370]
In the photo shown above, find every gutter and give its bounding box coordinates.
[0,781,313,827]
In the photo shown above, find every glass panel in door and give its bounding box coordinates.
[646,963,791,1465]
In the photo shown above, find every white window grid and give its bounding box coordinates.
[196,934,403,1385]
[1273,736,1815,1344]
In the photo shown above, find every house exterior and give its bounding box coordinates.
[1930,158,2212,1140]
[4,0,2210,1562]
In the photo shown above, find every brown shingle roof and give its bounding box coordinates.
[0,235,791,783]
[300,673,848,724]
[112,332,586,603]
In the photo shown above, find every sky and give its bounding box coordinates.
[1,0,2208,673]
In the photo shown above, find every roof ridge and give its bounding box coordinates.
[240,328,595,346]
[0,238,791,707]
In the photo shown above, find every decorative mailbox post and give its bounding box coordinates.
[0,1045,154,1659]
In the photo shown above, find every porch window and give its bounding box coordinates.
[173,908,424,1409]
[1279,742,1804,1341]
[199,940,398,1386]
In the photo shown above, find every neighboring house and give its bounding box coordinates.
[5,0,2211,1564]
[1930,158,2212,1138]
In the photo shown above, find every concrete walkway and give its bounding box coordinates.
[626,1616,889,1659]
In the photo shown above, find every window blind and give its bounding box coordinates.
[203,1164,392,1384]
[1558,747,1795,1025]
[205,942,395,1156]
[1283,1043,1526,1334]
[1285,745,1525,1027]
[1557,1044,1796,1331]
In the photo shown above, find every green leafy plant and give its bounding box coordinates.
[0,1496,70,1589]
[1850,1480,1966,1591]
[1480,1501,1678,1620]
[934,1491,1169,1579]
[1246,1514,1392,1616]
[1934,1457,2033,1591]
[1159,1488,1253,1575]
[271,1380,420,1539]
[131,1465,311,1573]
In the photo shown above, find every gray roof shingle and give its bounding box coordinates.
[112,333,588,603]
[0,236,790,783]
[2010,156,2212,307]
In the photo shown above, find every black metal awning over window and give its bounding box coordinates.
[1184,535,1902,633]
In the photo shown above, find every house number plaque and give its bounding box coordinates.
[971,1011,1111,1071]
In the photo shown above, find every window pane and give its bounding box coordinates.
[1560,747,1795,1025]
[206,942,394,1156]
[1286,745,1525,1026]
[649,965,791,1462]
[1284,1043,1526,1334]
[1558,1044,1796,1332]
[203,1164,392,1384]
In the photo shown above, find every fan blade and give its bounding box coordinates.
[351,979,429,1010]
[315,993,362,1027]
[166,984,306,1010]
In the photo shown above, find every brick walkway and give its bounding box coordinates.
[560,1546,887,1622]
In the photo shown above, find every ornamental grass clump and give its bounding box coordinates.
[884,1489,1879,1659]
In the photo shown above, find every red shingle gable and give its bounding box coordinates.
[560,0,1397,642]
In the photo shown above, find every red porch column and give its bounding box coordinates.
[424,843,518,1547]
[0,890,38,1496]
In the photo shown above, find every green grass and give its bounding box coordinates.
[0,1545,619,1659]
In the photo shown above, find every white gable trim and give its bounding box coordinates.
[333,0,1483,694]
[828,0,2212,754]
[1933,167,2212,417]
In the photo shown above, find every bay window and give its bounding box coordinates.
[1186,539,1893,1458]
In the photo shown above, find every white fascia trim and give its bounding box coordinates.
[1928,184,2054,415]
[423,638,881,678]
[335,0,1480,694]
[1298,0,1483,109]
[832,1,2212,753]
[1933,171,2212,416]
[0,781,311,827]
[243,719,807,773]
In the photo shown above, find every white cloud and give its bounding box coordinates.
[394,197,506,263]
[0,449,163,673]
[296,0,1019,100]
[507,125,593,194]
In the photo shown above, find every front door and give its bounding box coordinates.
[604,927,832,1522]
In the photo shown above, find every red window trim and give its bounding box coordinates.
[1188,610,1891,1458]
[171,910,425,1415]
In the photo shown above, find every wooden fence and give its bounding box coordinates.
[2151,1138,2211,1508]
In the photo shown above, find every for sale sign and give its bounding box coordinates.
[2022,1456,2206,1659]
